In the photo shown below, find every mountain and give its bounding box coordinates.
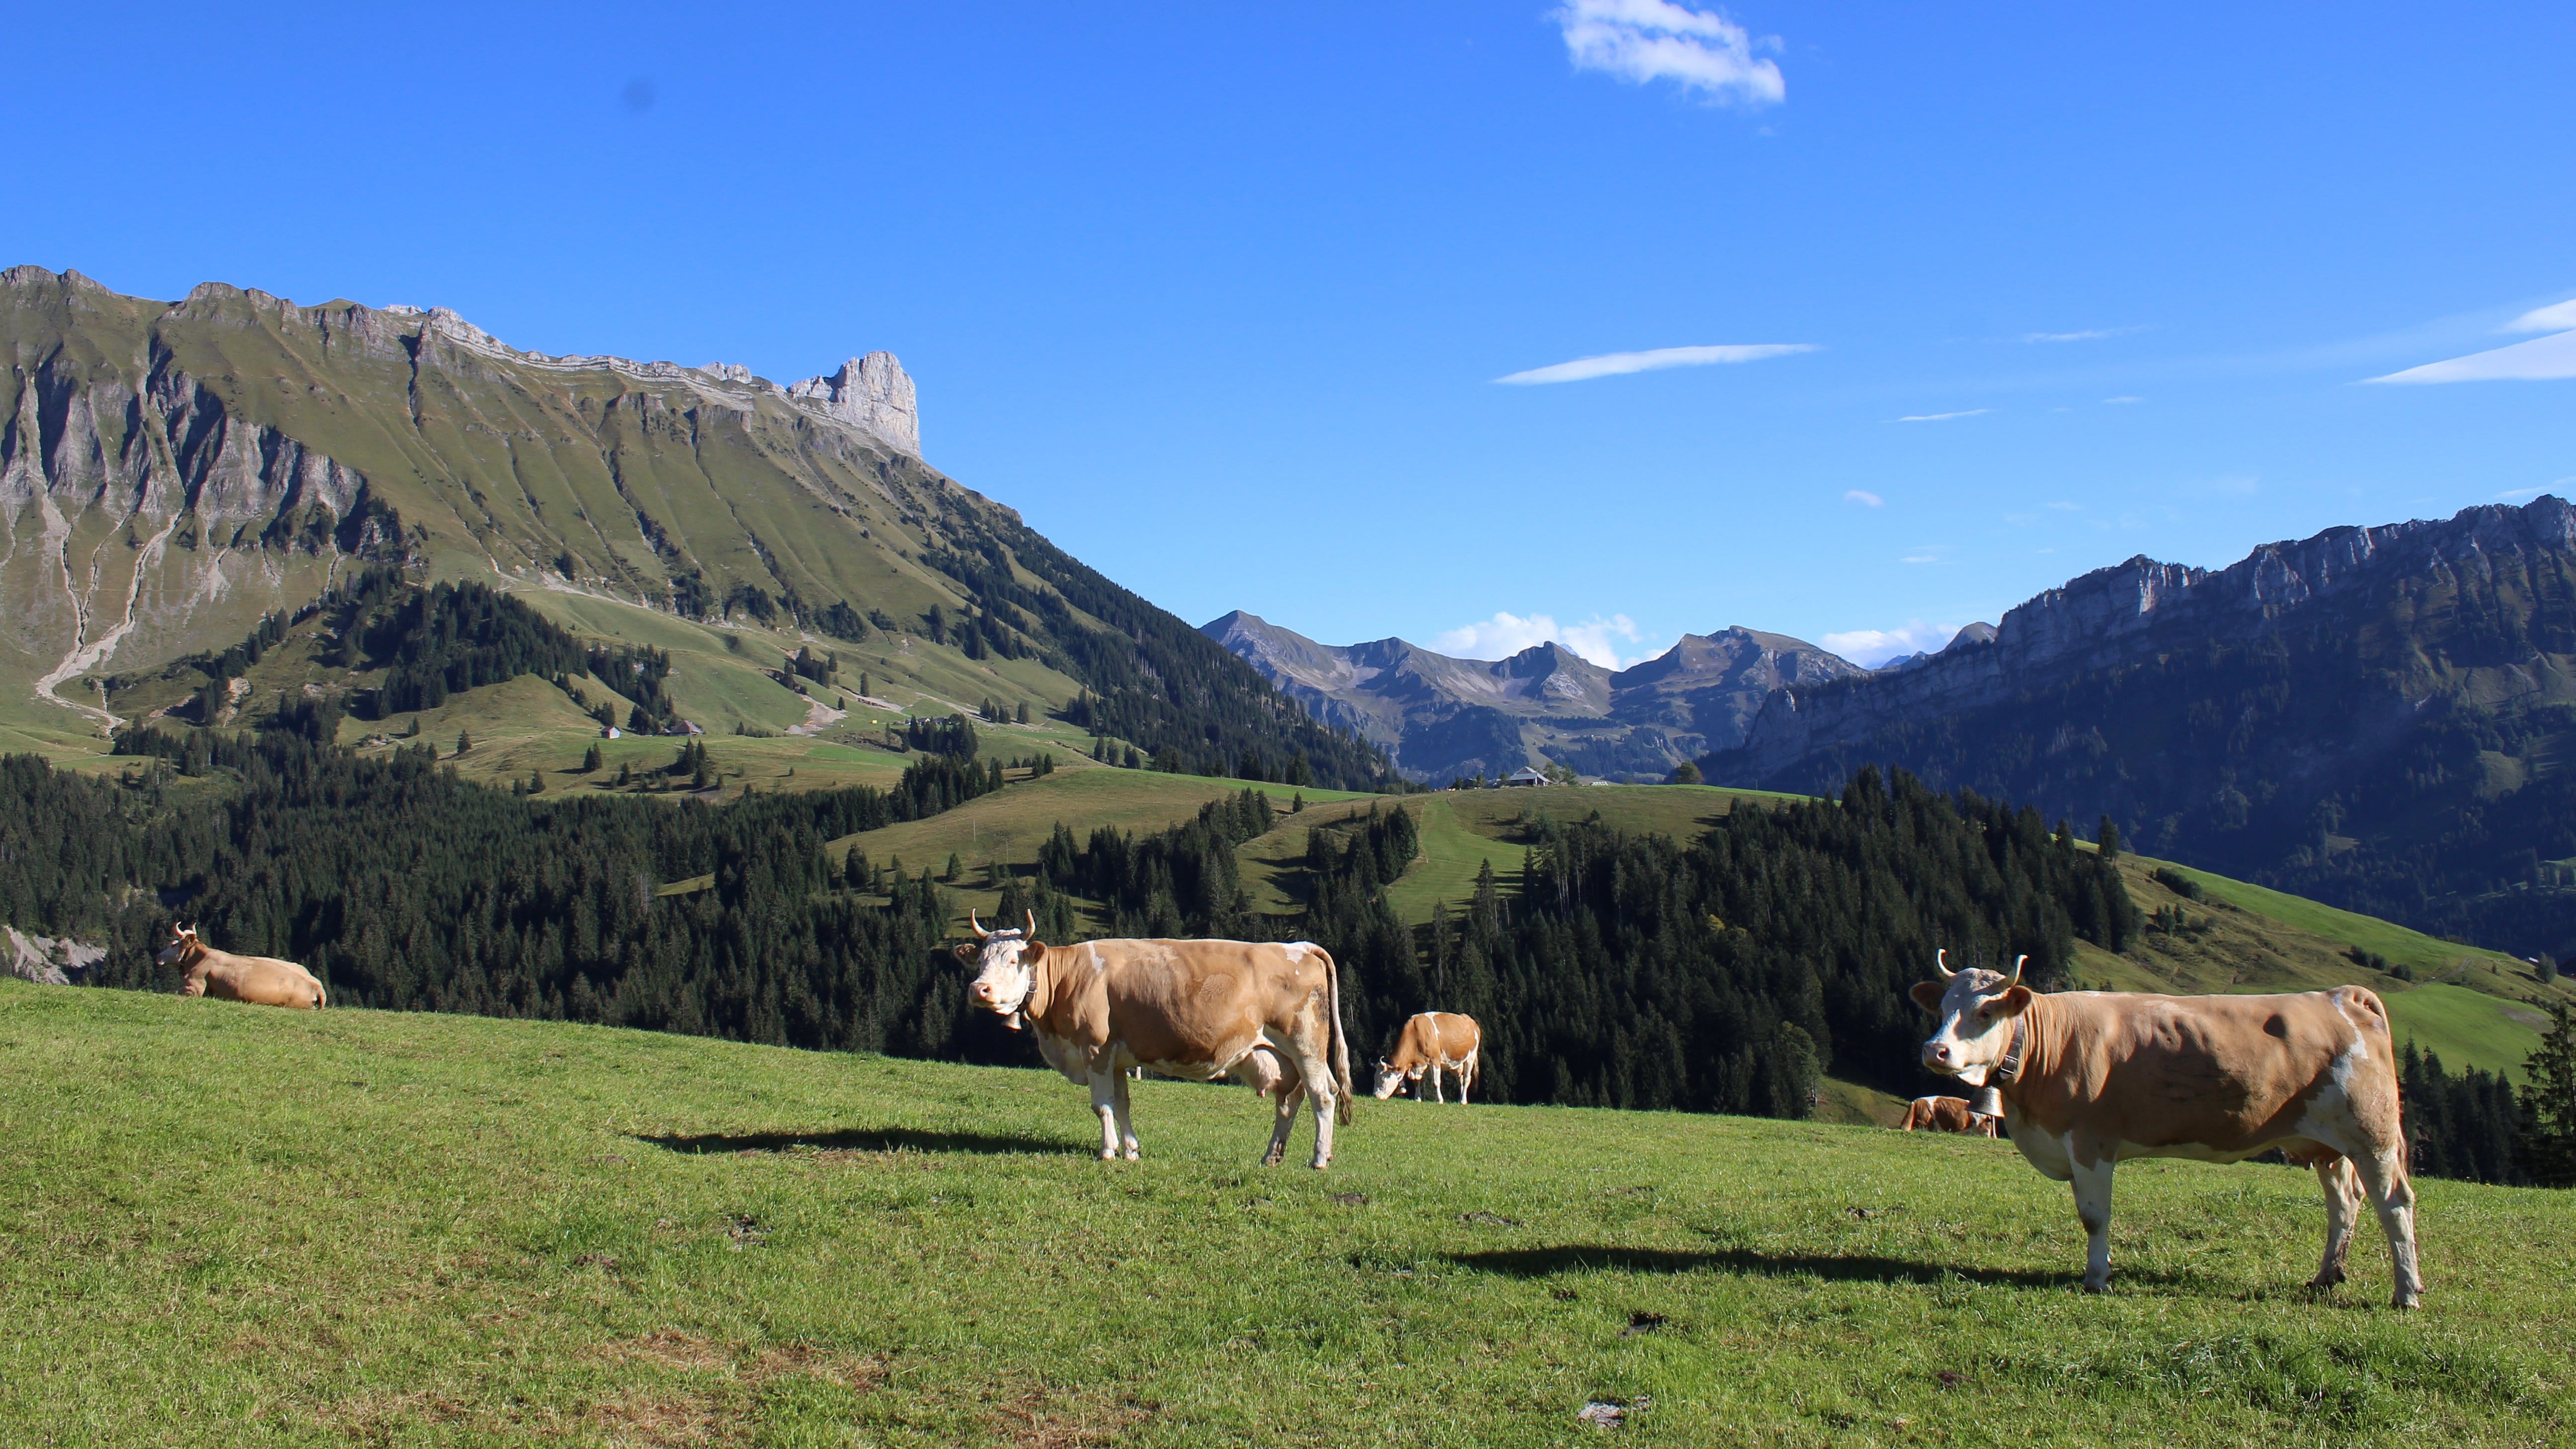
[0,267,1387,787]
[1705,497,2576,959]
[1203,610,1862,783]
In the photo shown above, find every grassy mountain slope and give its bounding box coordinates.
[1,267,1387,787]
[6,981,2564,1447]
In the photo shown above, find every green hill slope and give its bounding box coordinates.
[4,982,2565,1446]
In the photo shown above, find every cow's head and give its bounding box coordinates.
[952,911,1046,1029]
[157,924,202,968]
[1908,948,2030,1077]
[1369,1059,1413,1100]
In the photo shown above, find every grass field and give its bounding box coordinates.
[4,981,2568,1448]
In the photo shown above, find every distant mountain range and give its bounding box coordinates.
[1202,611,1861,784]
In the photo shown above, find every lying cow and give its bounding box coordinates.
[1371,1011,1482,1104]
[1899,1095,1997,1136]
[159,925,327,1010]
[1912,948,2420,1307]
[956,913,1354,1168]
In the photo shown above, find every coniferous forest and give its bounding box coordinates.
[8,735,2567,1185]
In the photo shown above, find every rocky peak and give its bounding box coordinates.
[786,352,918,456]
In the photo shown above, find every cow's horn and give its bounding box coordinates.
[1934,947,1954,980]
[1026,909,1037,938]
[2004,953,2026,988]
[969,911,990,939]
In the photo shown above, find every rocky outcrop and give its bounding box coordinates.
[786,353,919,456]
[1204,610,1860,782]
[4,927,105,985]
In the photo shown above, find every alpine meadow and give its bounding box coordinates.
[8,4,2576,1445]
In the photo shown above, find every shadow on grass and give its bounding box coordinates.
[1445,1245,2098,1290]
[638,1126,1072,1157]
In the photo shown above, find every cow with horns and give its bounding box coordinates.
[1910,948,2421,1306]
[953,912,1355,1168]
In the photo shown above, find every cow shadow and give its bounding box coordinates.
[637,1126,1071,1157]
[1445,1244,2102,1290]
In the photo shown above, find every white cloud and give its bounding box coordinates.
[2497,487,2547,500]
[2102,395,2145,404]
[1821,620,1959,668]
[1554,0,1785,106]
[2366,326,2576,384]
[1494,342,1814,385]
[1895,409,1989,423]
[2505,299,2576,333]
[2021,325,2149,344]
[2045,501,2082,510]
[1434,610,1648,669]
[1901,554,1942,564]
[1843,489,1883,508]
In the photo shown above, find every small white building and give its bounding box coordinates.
[603,726,621,740]
[1504,766,1550,787]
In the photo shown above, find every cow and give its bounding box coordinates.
[158,925,327,1010]
[955,913,1354,1168]
[1899,1095,1998,1136]
[1910,948,2421,1307]
[1370,1012,1482,1104]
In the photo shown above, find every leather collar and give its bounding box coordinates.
[1992,1016,2029,1085]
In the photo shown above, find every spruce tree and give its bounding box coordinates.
[2517,1003,2576,1188]
[2097,815,2122,859]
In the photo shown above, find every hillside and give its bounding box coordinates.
[1704,497,2576,964]
[1204,610,1859,784]
[0,266,1387,787]
[5,981,2566,1447]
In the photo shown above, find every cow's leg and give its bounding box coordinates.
[1459,1053,1474,1106]
[1297,1054,1340,1170]
[2306,1154,2360,1291]
[1087,1072,1121,1161]
[1263,1078,1304,1167]
[1111,1069,1140,1161]
[2068,1146,2117,1293]
[2349,1146,2423,1308]
[1428,1063,1446,1104]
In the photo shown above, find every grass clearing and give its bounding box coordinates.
[5,981,2568,1447]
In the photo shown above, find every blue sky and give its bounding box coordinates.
[10,2,2573,666]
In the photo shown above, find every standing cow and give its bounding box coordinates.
[955,913,1354,1168]
[1370,1012,1482,1104]
[159,925,327,1010]
[1899,1095,1998,1136]
[1911,949,2421,1306]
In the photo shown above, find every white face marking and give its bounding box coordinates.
[1280,942,1310,961]
[966,933,1035,1017]
[1919,970,2019,1077]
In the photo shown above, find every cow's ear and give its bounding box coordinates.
[1908,980,1947,1014]
[1996,985,2034,1015]
[1023,941,1047,967]
[951,942,980,966]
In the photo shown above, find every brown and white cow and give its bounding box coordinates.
[1371,1012,1482,1104]
[159,925,327,1010]
[1898,1095,1997,1136]
[1911,949,2421,1306]
[955,913,1354,1168]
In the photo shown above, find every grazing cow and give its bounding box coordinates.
[159,925,327,1010]
[1370,1012,1482,1104]
[1899,1095,1997,1136]
[955,913,1354,1168]
[1911,949,2421,1307]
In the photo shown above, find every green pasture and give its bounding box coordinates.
[3,981,2566,1447]
[2140,858,2536,985]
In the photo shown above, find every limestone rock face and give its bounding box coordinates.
[787,353,919,456]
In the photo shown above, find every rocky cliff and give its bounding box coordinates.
[1204,610,1860,782]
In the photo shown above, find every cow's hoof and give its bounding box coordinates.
[2082,1279,2109,1295]
[1098,1150,1119,1162]
[1308,1159,1330,1171]
[2306,1270,2346,1292]
[1261,1152,1284,1167]
[1123,1148,1140,1161]
[2391,1291,2421,1310]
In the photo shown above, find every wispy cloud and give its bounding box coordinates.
[1494,342,1814,385]
[1821,620,1959,668]
[1895,409,1989,423]
[1843,489,1883,508]
[1555,0,1785,105]
[2102,395,2145,405]
[1434,610,1652,669]
[2021,325,2151,344]
[2505,299,2576,334]
[2497,487,2548,500]
[2367,297,2576,384]
[1901,554,1942,564]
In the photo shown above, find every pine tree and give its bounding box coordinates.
[2097,815,2122,859]
[582,744,603,773]
[2518,1003,2576,1188]
[455,730,472,756]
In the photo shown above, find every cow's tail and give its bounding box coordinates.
[1322,945,1353,1126]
